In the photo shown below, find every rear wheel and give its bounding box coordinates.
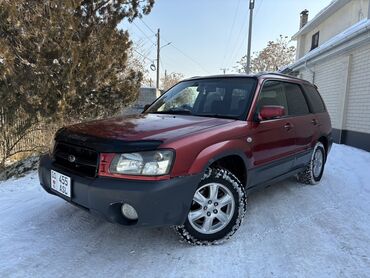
[297,142,326,185]
[175,168,247,245]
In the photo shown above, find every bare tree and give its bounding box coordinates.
[237,35,296,73]
[161,72,184,91]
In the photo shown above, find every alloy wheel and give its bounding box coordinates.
[188,183,235,234]
[312,149,324,178]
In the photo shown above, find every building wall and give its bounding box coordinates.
[297,43,370,151]
[299,67,314,84]
[296,34,306,60]
[297,0,369,58]
[299,55,347,130]
[316,56,348,130]
[345,44,370,133]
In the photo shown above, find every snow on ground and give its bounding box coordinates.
[0,144,369,278]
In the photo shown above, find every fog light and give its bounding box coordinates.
[121,203,138,220]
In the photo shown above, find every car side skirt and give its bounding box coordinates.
[246,149,312,192]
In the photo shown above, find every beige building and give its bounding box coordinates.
[283,0,370,151]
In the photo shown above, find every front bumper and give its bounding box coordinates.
[38,155,202,227]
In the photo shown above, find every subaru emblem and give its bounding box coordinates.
[68,154,76,163]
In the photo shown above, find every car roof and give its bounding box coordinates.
[183,72,312,85]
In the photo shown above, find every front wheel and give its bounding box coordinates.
[175,168,247,245]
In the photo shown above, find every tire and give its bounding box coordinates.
[175,167,247,245]
[297,142,326,185]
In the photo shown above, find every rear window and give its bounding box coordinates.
[303,85,326,113]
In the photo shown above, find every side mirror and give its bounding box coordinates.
[143,104,151,113]
[259,105,286,121]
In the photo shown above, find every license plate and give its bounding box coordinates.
[51,170,71,199]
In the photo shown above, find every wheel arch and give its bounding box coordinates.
[188,140,250,187]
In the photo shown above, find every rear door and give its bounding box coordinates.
[302,84,330,138]
[283,82,318,168]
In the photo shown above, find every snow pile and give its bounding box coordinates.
[0,144,369,277]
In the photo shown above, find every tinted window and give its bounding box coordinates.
[284,83,310,116]
[303,85,326,113]
[256,81,289,116]
[257,81,310,117]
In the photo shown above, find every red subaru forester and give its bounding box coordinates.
[39,73,332,245]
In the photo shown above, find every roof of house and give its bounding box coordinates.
[292,0,351,40]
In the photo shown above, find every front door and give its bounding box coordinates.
[248,80,297,187]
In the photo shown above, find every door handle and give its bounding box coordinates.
[284,123,293,131]
[311,119,319,126]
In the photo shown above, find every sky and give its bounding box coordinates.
[120,0,333,81]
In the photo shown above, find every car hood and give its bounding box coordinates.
[65,113,234,142]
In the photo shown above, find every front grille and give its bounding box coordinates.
[53,142,99,177]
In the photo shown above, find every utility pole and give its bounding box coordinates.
[156,28,160,91]
[220,68,229,74]
[246,0,255,74]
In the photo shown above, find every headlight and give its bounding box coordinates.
[109,150,174,176]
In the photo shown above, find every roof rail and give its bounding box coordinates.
[258,71,305,81]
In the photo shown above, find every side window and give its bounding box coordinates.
[284,83,310,116]
[303,85,326,113]
[256,81,289,115]
[256,81,310,117]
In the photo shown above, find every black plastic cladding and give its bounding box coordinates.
[55,128,163,153]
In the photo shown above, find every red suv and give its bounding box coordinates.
[39,73,332,245]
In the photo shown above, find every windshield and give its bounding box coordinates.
[146,78,257,120]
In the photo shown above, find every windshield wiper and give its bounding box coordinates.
[194,114,239,120]
[150,108,193,115]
